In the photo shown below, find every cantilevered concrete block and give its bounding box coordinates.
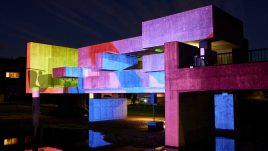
[53,67,82,78]
[148,71,164,88]
[97,53,138,70]
[89,98,127,122]
[78,37,142,69]
[142,53,164,72]
[142,5,213,48]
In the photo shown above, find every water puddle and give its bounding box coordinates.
[88,130,112,148]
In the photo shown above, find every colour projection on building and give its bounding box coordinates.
[26,42,78,93]
[26,5,268,148]
[214,93,234,130]
[26,40,165,94]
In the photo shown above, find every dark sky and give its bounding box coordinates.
[0,0,268,58]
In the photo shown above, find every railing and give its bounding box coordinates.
[194,48,268,67]
[248,48,268,62]
[194,52,232,67]
[217,52,232,65]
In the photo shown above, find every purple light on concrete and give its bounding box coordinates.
[78,36,142,68]
[142,53,164,72]
[83,70,150,89]
[32,87,40,98]
[142,5,213,48]
[112,36,143,54]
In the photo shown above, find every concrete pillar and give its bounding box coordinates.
[32,87,40,151]
[164,42,180,147]
[199,39,211,50]
[199,39,217,66]
[32,87,40,136]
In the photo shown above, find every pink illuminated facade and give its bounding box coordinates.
[26,5,268,148]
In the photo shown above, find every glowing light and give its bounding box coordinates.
[154,48,163,53]
[89,93,94,99]
[143,99,148,103]
[6,72,20,78]
[4,138,18,146]
[32,87,40,98]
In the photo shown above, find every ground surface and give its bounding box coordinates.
[0,103,165,151]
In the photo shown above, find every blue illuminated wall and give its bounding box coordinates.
[214,93,234,130]
[89,98,127,122]
[98,53,138,70]
[216,137,235,151]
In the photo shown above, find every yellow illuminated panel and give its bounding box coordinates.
[4,138,18,146]
[27,42,78,92]
[6,72,20,78]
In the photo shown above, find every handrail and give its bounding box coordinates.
[194,49,268,67]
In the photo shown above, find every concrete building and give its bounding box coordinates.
[26,5,268,148]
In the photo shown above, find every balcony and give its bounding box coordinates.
[194,48,268,67]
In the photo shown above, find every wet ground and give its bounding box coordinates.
[1,104,268,151]
[0,104,165,150]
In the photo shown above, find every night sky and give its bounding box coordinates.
[0,0,267,58]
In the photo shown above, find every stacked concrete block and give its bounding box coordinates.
[89,98,127,122]
[97,53,138,70]
[148,71,164,88]
[142,53,164,72]
[53,67,82,78]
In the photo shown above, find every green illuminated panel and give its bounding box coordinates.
[29,42,78,88]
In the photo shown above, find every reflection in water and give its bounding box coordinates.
[89,130,111,148]
[25,147,63,151]
[216,137,235,151]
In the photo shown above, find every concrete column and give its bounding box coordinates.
[199,39,217,66]
[165,90,180,147]
[164,42,180,147]
[32,87,40,151]
[199,39,211,50]
[32,87,40,135]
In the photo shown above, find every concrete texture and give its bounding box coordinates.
[142,5,213,48]
[142,54,164,72]
[53,67,82,78]
[89,99,127,122]
[214,93,234,130]
[96,53,138,71]
[164,41,268,147]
